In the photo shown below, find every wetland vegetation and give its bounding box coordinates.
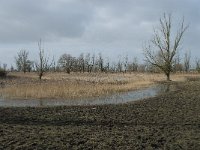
[0,72,196,100]
[1,77,200,149]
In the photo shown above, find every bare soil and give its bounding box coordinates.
[1,78,200,149]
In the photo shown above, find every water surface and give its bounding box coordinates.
[0,84,171,107]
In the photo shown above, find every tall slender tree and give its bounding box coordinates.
[35,39,52,80]
[183,51,191,72]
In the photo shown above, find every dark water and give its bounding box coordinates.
[0,84,171,107]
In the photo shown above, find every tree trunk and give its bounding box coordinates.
[39,72,42,80]
[67,68,70,74]
[166,72,171,81]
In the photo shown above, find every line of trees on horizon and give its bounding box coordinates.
[1,14,200,80]
[1,44,200,80]
[8,48,200,74]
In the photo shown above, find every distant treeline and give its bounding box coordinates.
[1,49,199,74]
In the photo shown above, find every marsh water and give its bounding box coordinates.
[0,84,172,107]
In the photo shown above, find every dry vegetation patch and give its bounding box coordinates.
[0,72,199,100]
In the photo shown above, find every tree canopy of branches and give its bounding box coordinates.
[143,14,188,81]
[15,50,32,73]
[195,59,200,73]
[183,51,191,72]
[58,54,74,74]
[35,40,52,80]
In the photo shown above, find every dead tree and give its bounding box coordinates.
[195,58,200,73]
[143,14,188,81]
[124,55,128,73]
[98,53,104,72]
[128,57,138,72]
[85,53,91,72]
[35,39,52,80]
[58,54,74,74]
[15,50,29,73]
[78,53,85,73]
[183,51,191,72]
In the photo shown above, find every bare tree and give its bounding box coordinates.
[10,65,14,72]
[173,52,183,72]
[124,55,128,73]
[117,60,123,73]
[48,56,57,72]
[3,64,7,71]
[15,50,29,73]
[90,54,95,72]
[98,53,104,72]
[58,54,74,74]
[78,53,85,73]
[35,39,52,80]
[26,60,34,72]
[105,57,110,73]
[128,57,138,72]
[183,51,191,72]
[143,14,188,80]
[195,58,200,73]
[132,57,138,72]
[85,53,91,72]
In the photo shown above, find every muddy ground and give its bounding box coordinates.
[1,79,200,149]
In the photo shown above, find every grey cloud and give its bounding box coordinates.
[0,0,199,44]
[0,0,94,43]
[0,0,200,65]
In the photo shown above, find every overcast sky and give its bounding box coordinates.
[0,0,200,67]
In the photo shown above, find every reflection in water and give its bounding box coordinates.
[0,84,172,107]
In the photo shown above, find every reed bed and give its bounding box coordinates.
[0,72,199,100]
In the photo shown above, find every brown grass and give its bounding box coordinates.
[0,72,199,100]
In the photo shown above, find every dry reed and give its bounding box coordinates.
[0,72,199,100]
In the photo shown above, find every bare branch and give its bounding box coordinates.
[143,14,188,81]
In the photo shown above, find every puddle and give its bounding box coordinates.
[0,84,173,107]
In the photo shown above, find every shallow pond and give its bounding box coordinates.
[0,84,172,107]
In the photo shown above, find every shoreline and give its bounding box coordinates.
[0,83,172,107]
[1,80,200,149]
[0,72,193,100]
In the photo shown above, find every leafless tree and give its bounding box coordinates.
[78,53,85,73]
[98,53,104,72]
[105,57,110,73]
[10,65,14,72]
[143,14,188,80]
[183,51,191,72]
[195,58,200,73]
[90,54,95,72]
[15,50,30,73]
[48,56,57,72]
[85,53,91,72]
[173,52,183,72]
[58,54,74,74]
[117,60,123,73]
[132,57,138,72]
[35,39,52,80]
[3,64,7,71]
[128,57,138,72]
[124,55,128,73]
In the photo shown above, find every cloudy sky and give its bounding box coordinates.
[0,0,200,67]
